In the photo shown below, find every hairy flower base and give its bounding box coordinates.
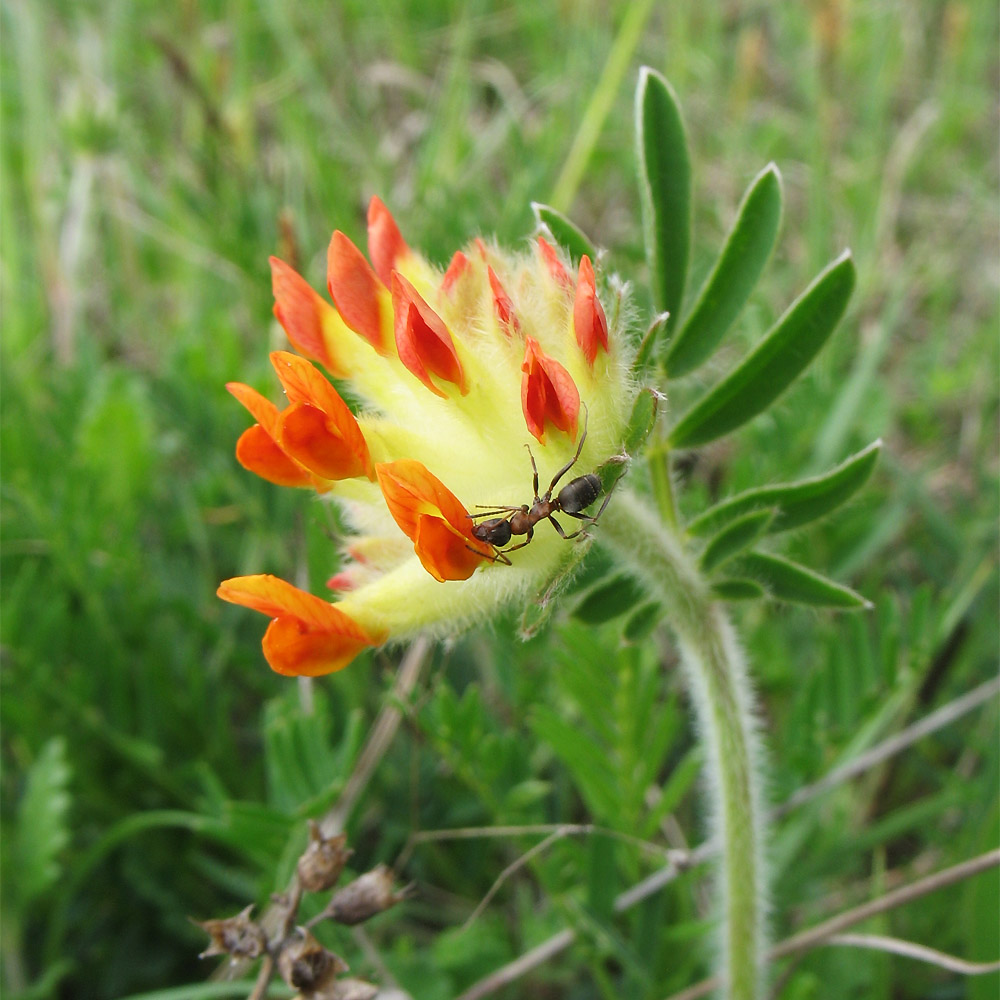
[222,197,636,675]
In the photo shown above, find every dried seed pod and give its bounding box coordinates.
[328,978,379,1000]
[323,864,404,926]
[278,928,348,992]
[291,977,379,1000]
[297,820,353,892]
[192,904,266,959]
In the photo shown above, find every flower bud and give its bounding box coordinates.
[297,820,353,892]
[278,928,348,992]
[193,904,266,959]
[322,864,404,926]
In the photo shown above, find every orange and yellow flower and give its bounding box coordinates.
[219,199,635,676]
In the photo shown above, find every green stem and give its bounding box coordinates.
[647,436,679,531]
[599,491,767,1000]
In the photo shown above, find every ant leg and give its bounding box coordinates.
[546,514,578,539]
[523,444,540,499]
[469,505,522,519]
[543,404,590,499]
[466,542,511,565]
[498,526,534,554]
[548,513,595,541]
[587,475,620,525]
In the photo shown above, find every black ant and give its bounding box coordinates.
[469,409,615,564]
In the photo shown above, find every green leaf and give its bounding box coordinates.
[666,164,783,377]
[15,737,72,905]
[587,835,617,921]
[687,439,882,538]
[636,67,691,320]
[531,705,620,818]
[644,748,702,834]
[711,578,766,601]
[736,551,871,609]
[573,572,649,624]
[622,600,662,642]
[633,312,670,373]
[622,387,660,455]
[531,202,597,264]
[700,508,775,572]
[669,251,856,448]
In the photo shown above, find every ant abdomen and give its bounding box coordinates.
[556,473,601,515]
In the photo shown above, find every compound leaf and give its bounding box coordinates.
[666,164,782,377]
[669,251,856,448]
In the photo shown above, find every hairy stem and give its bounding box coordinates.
[599,491,767,1000]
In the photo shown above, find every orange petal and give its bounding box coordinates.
[488,267,521,336]
[391,273,466,397]
[573,255,609,365]
[327,231,386,353]
[412,512,484,583]
[217,574,382,676]
[227,382,314,488]
[520,336,580,444]
[235,424,314,488]
[441,251,470,295]
[278,401,371,481]
[269,351,375,480]
[262,616,373,676]
[367,196,409,288]
[376,460,491,582]
[537,236,572,291]
[227,381,283,436]
[269,257,340,373]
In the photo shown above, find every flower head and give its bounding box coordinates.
[220,199,636,675]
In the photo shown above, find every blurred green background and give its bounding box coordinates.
[2,1,997,998]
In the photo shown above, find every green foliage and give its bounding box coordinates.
[699,509,775,573]
[621,388,660,456]
[531,202,597,265]
[636,68,691,323]
[669,252,856,447]
[2,2,996,998]
[10,738,72,907]
[735,552,871,610]
[688,440,882,538]
[572,572,649,625]
[665,164,783,377]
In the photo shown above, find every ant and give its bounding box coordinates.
[469,409,615,564]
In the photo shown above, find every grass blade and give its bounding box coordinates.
[669,251,856,448]
[666,164,783,377]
